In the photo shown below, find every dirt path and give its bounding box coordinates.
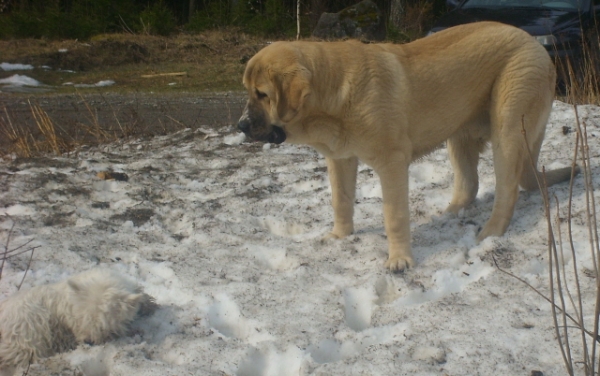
[0,91,247,154]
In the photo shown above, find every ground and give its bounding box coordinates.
[0,91,247,154]
[0,101,598,376]
[1,33,600,376]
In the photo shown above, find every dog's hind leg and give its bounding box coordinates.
[477,140,522,241]
[446,134,486,213]
[324,156,358,239]
[477,93,543,241]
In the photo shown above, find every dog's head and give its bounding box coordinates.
[238,42,312,144]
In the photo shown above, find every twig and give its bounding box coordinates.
[1,246,40,259]
[141,72,186,78]
[0,215,15,278]
[165,115,186,129]
[1,215,39,285]
[296,0,301,40]
[571,104,600,375]
[17,245,35,291]
[543,167,574,374]
[555,193,582,364]
[521,116,574,374]
[568,110,592,369]
[119,14,135,34]
[24,356,31,375]
[492,255,599,343]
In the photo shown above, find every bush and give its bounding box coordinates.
[5,10,45,38]
[186,0,232,32]
[47,7,101,39]
[0,0,142,40]
[139,1,177,36]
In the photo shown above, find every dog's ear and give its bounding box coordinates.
[274,66,311,123]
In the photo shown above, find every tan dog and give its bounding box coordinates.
[238,21,576,272]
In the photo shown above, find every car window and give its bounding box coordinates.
[462,0,583,10]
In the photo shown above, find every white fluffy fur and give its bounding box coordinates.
[0,268,151,375]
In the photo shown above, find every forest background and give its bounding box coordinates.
[0,0,450,41]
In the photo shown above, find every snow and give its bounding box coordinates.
[0,74,51,93]
[0,63,34,71]
[0,100,599,375]
[0,74,42,87]
[73,80,116,88]
[0,71,115,91]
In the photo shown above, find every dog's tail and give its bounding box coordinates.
[520,163,579,191]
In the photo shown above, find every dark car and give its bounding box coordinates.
[430,0,600,84]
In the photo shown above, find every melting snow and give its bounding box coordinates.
[0,100,599,375]
[0,74,42,87]
[0,62,34,71]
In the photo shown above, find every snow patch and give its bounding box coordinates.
[0,74,42,87]
[224,132,246,145]
[0,62,34,71]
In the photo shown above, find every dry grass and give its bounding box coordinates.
[388,0,435,42]
[0,107,34,158]
[555,29,600,105]
[30,100,72,155]
[0,216,38,287]
[1,101,76,158]
[402,0,435,37]
[0,30,268,93]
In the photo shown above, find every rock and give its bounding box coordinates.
[312,0,386,41]
[97,171,129,181]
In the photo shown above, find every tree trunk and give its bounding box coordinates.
[296,0,300,40]
[389,0,403,30]
[189,0,196,22]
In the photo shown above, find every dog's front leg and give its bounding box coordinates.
[373,153,414,272]
[324,156,358,239]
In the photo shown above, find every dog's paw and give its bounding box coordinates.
[322,227,352,241]
[476,223,504,243]
[384,256,414,273]
[322,232,342,240]
[444,203,461,214]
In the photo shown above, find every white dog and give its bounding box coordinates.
[0,268,155,375]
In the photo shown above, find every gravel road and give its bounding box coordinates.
[0,92,247,152]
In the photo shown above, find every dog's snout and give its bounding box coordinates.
[238,117,251,133]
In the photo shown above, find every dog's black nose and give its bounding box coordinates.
[238,118,251,133]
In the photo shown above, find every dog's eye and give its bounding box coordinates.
[255,89,267,100]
